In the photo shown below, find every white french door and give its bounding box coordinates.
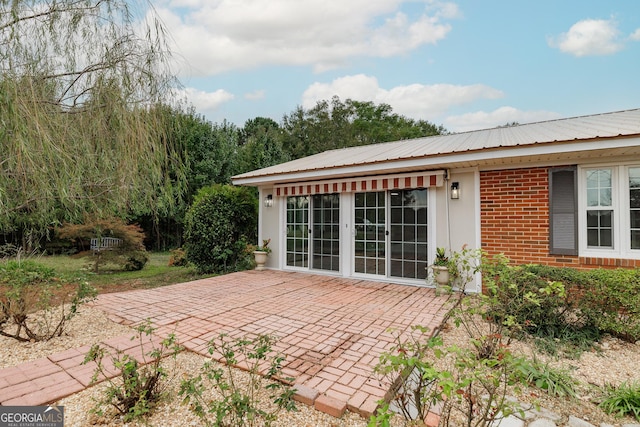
[285,189,429,281]
[354,189,429,280]
[285,194,340,272]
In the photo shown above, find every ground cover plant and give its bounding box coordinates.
[598,381,640,421]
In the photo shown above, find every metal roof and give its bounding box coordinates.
[232,108,640,185]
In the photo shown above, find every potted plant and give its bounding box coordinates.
[431,247,453,294]
[253,238,271,271]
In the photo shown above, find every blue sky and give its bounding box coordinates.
[153,0,640,132]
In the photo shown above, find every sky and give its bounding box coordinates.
[151,0,640,132]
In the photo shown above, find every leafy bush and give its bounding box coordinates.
[57,218,149,273]
[578,268,640,342]
[183,185,257,274]
[468,259,601,355]
[599,381,640,420]
[179,333,296,427]
[0,260,96,342]
[524,265,640,342]
[482,259,586,341]
[372,326,443,422]
[168,248,188,267]
[123,251,150,271]
[371,323,532,427]
[84,321,182,421]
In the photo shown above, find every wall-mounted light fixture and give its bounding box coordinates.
[450,182,460,200]
[264,194,273,207]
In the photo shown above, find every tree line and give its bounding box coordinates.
[0,0,445,251]
[133,97,446,250]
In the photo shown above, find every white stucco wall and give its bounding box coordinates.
[433,169,481,292]
[258,187,281,270]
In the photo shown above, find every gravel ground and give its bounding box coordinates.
[434,314,640,427]
[0,307,132,369]
[2,305,640,426]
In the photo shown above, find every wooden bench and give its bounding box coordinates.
[90,237,123,252]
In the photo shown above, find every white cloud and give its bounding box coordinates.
[178,87,235,112]
[244,90,266,100]
[630,28,640,41]
[302,74,503,119]
[444,107,562,132]
[155,0,457,76]
[549,18,623,57]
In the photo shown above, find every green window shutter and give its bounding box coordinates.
[549,167,578,255]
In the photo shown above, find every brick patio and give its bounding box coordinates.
[0,270,453,418]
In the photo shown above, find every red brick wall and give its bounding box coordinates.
[480,167,640,269]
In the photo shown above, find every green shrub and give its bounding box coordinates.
[179,333,296,427]
[0,260,96,342]
[599,381,640,420]
[84,320,182,421]
[372,326,443,422]
[168,248,188,267]
[124,251,149,271]
[449,257,601,356]
[579,268,640,342]
[370,323,531,427]
[524,265,640,342]
[488,263,586,340]
[184,185,257,274]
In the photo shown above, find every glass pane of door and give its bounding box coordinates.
[630,167,640,249]
[354,192,386,275]
[311,194,340,271]
[286,196,309,267]
[389,189,428,279]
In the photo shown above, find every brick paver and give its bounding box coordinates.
[0,270,453,419]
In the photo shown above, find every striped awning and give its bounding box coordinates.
[274,171,445,196]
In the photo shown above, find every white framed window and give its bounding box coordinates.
[579,164,640,259]
[585,168,614,248]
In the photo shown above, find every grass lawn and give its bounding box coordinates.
[15,252,214,294]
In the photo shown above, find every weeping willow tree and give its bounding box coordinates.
[0,0,186,243]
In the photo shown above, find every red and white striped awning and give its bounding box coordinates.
[274,171,444,197]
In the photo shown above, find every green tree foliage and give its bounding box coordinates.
[184,185,257,274]
[133,108,241,250]
[0,0,185,240]
[182,115,239,194]
[281,96,446,159]
[235,117,289,175]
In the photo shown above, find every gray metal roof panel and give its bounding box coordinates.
[232,108,640,181]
